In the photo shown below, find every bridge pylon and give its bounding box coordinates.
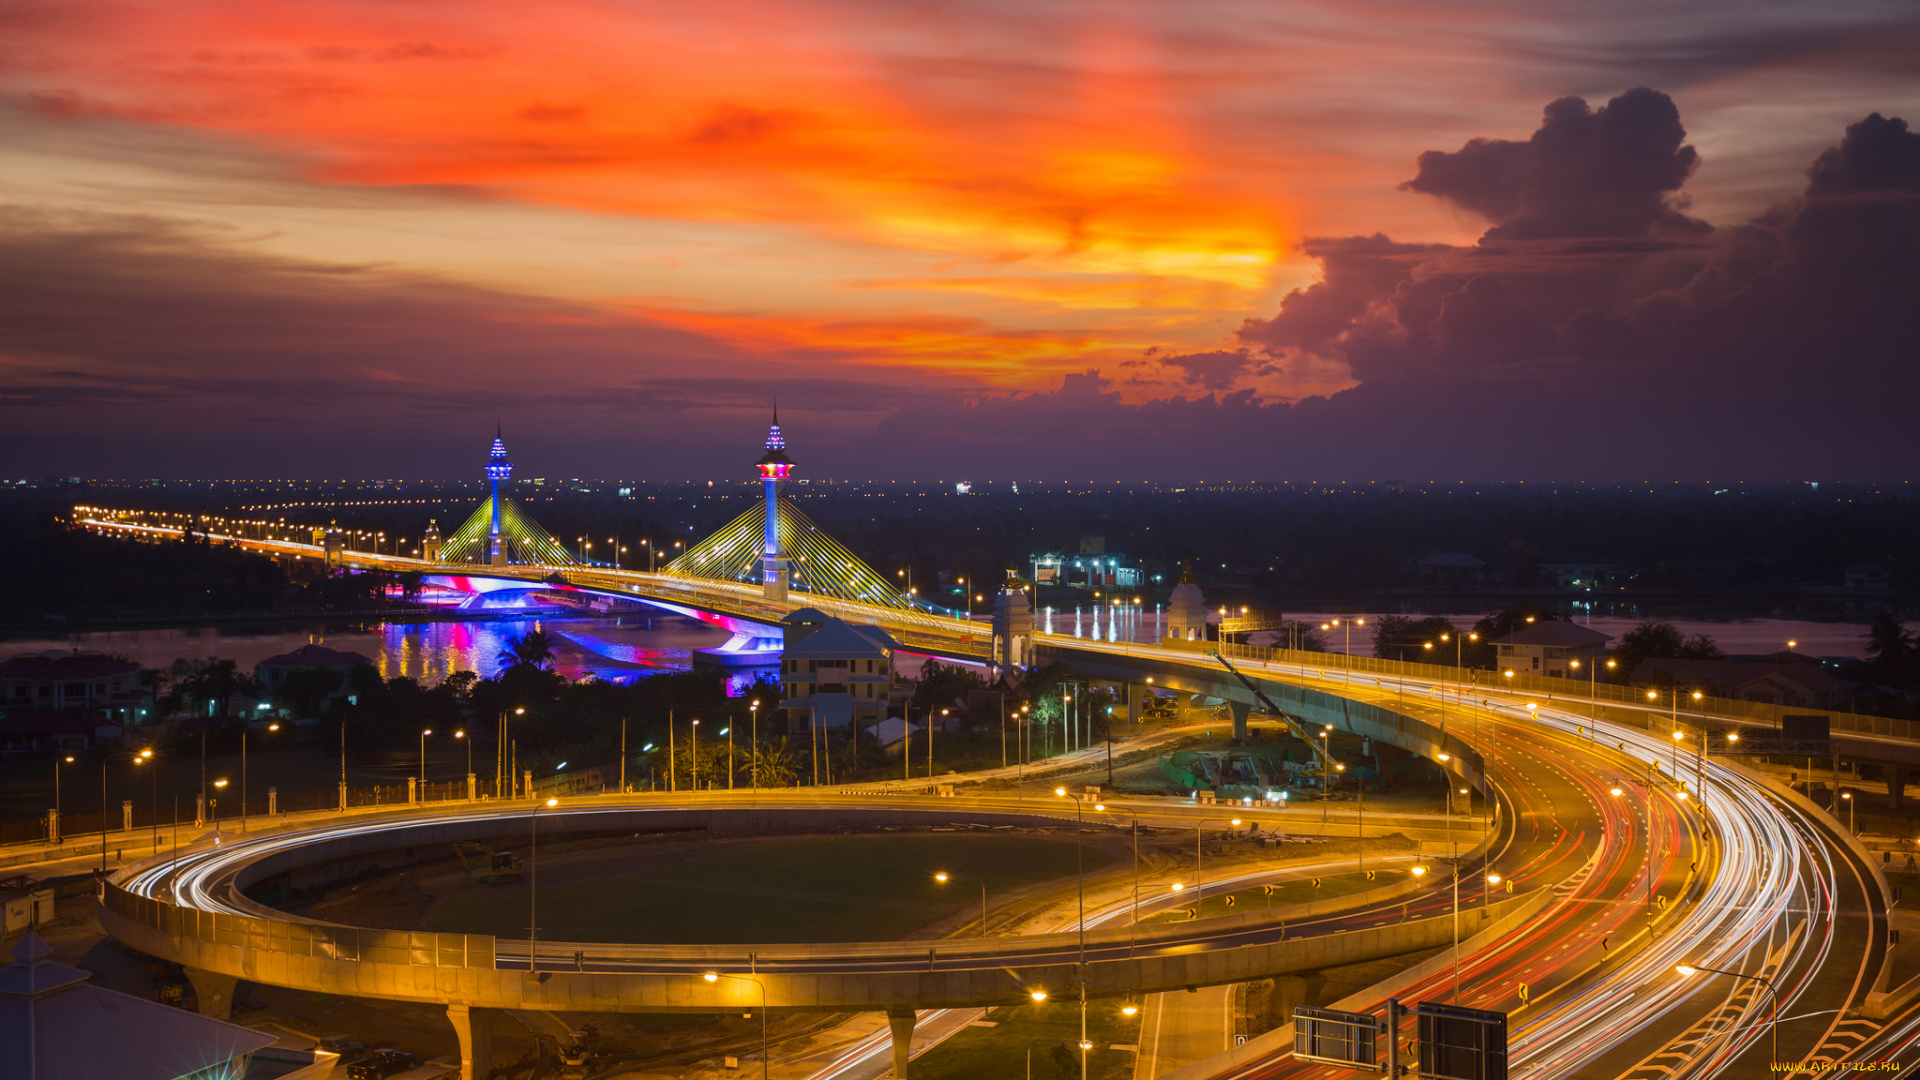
[755,406,795,602]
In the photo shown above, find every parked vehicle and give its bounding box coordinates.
[346,1049,417,1079]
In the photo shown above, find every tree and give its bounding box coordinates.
[498,630,558,673]
[1865,613,1914,680]
[274,667,344,720]
[1371,616,1462,662]
[1615,621,1724,673]
[748,737,800,787]
[179,658,250,718]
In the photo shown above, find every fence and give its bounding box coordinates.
[1051,632,1916,741]
[4,775,511,849]
[104,882,496,968]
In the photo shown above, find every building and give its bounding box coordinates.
[1029,552,1145,590]
[0,710,122,757]
[1537,560,1619,590]
[1490,621,1612,676]
[1630,658,1840,710]
[779,614,897,734]
[0,650,143,721]
[254,643,373,689]
[1414,553,1486,588]
[1844,562,1891,592]
[1165,564,1208,642]
[0,932,292,1080]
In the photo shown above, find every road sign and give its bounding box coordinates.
[1416,1001,1507,1080]
[1295,1006,1380,1070]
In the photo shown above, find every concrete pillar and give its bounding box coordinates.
[408,777,418,805]
[1372,744,1401,793]
[338,780,348,812]
[185,967,239,1019]
[523,770,532,800]
[887,1008,917,1077]
[467,773,477,801]
[122,800,133,831]
[47,809,58,845]
[446,1004,495,1080]
[1227,700,1251,742]
[195,793,206,827]
[268,787,277,815]
[1893,769,1909,810]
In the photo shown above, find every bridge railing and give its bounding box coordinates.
[1050,631,1917,741]
[103,881,498,968]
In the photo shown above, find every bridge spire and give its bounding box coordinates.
[755,406,794,602]
[484,428,515,565]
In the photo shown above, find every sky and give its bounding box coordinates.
[2,0,1917,481]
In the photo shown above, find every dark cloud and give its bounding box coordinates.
[1402,88,1707,240]
[1159,349,1251,390]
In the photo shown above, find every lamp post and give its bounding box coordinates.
[1320,725,1335,823]
[455,729,471,798]
[1675,963,1778,1064]
[704,972,769,1080]
[242,722,278,831]
[135,748,155,851]
[934,871,989,930]
[750,701,760,791]
[1843,790,1855,832]
[169,779,224,893]
[691,720,701,790]
[528,796,558,972]
[1191,816,1244,904]
[52,754,72,845]
[1053,788,1092,1080]
[419,728,433,803]
[1322,617,1365,683]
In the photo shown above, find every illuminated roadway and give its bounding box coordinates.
[72,512,1891,1077]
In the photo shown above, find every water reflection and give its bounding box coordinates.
[3,613,772,690]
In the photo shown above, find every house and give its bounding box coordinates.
[779,615,898,734]
[1490,621,1612,676]
[1415,553,1485,588]
[1631,658,1840,710]
[1844,563,1891,592]
[0,932,291,1080]
[0,651,142,721]
[0,710,122,757]
[253,643,373,688]
[1165,565,1208,642]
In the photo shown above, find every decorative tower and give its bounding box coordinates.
[1166,561,1208,642]
[484,425,513,566]
[421,519,443,563]
[754,406,794,602]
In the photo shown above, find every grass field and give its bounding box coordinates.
[908,1001,1141,1080]
[1139,869,1387,923]
[423,833,1115,943]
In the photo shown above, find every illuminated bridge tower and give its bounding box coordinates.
[485,426,514,566]
[755,407,794,602]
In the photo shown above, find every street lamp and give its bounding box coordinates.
[750,701,761,791]
[52,754,73,845]
[1675,963,1778,1063]
[454,730,471,797]
[529,797,559,972]
[691,720,701,790]
[704,972,770,1080]
[1323,617,1366,683]
[934,871,989,930]
[1843,790,1855,832]
[1190,816,1244,903]
[419,728,433,803]
[1053,787,1093,1079]
[242,722,278,832]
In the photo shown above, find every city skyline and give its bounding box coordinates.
[2,0,1917,479]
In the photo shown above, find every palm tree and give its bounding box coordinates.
[497,629,557,673]
[1865,613,1914,676]
[749,738,800,788]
